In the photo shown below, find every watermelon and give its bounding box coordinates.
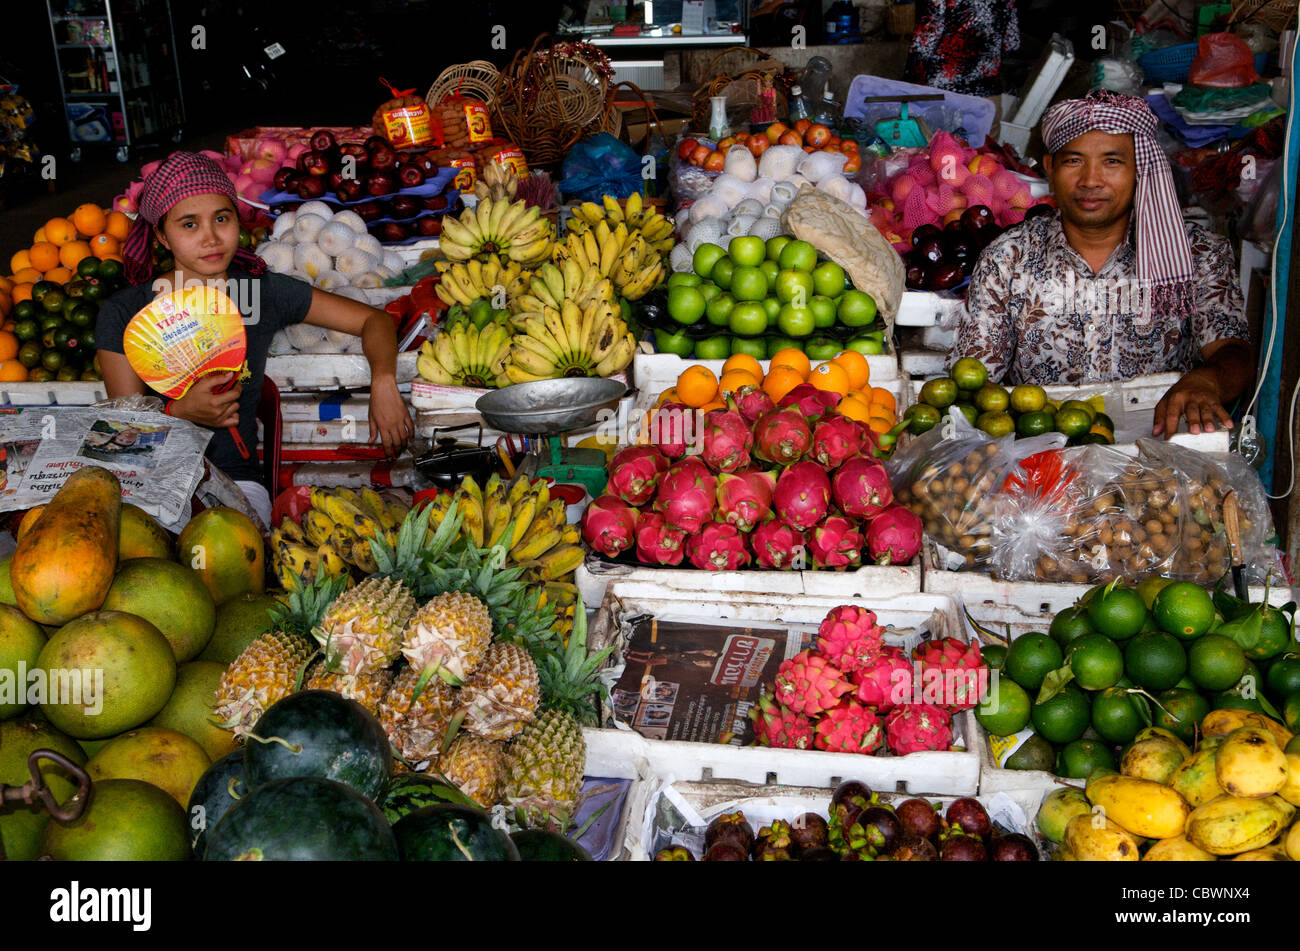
[203,776,398,861]
[186,751,248,858]
[379,773,467,825]
[393,805,520,861]
[511,829,593,861]
[243,690,391,800]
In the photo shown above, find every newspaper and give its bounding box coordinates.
[0,406,210,527]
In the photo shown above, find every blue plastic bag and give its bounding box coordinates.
[558,133,645,202]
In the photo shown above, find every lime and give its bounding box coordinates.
[1282,692,1300,733]
[1091,687,1145,743]
[13,300,38,322]
[976,675,1031,736]
[1248,606,1294,662]
[98,259,123,283]
[55,366,79,383]
[950,403,978,426]
[40,290,66,314]
[1095,412,1115,431]
[904,403,941,434]
[1050,607,1096,647]
[1187,633,1247,691]
[1032,684,1091,744]
[1009,384,1047,414]
[1057,738,1117,779]
[76,256,102,279]
[68,303,96,330]
[1016,411,1055,438]
[1152,582,1216,640]
[1136,576,1175,610]
[981,644,1007,670]
[729,336,767,359]
[13,319,39,343]
[1124,630,1187,691]
[973,383,1009,413]
[1055,407,1093,439]
[1266,654,1300,700]
[1211,692,1267,714]
[919,377,957,409]
[1059,399,1096,421]
[82,280,105,302]
[1152,688,1210,746]
[1087,585,1148,640]
[30,281,58,302]
[17,341,42,369]
[1005,632,1063,691]
[976,410,1015,437]
[40,350,64,373]
[1068,633,1125,690]
[27,367,54,383]
[951,357,988,391]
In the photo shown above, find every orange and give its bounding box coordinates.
[808,362,850,397]
[59,240,93,270]
[104,210,132,241]
[718,369,760,394]
[656,386,681,407]
[0,359,27,382]
[0,276,11,295]
[33,227,47,244]
[769,347,810,380]
[868,414,896,435]
[836,395,872,423]
[11,283,33,304]
[722,353,763,380]
[831,350,870,390]
[89,234,121,259]
[675,365,719,408]
[9,250,32,274]
[761,365,805,403]
[42,267,73,286]
[0,331,17,362]
[869,387,897,412]
[12,268,43,286]
[28,242,60,273]
[43,217,77,247]
[698,399,727,414]
[0,292,10,318]
[72,203,107,239]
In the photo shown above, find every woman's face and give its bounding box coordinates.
[155,193,240,278]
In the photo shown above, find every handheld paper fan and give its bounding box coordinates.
[123,285,251,459]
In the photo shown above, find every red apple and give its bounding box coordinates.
[391,195,421,219]
[376,221,409,243]
[423,195,448,211]
[367,170,398,196]
[297,177,327,199]
[416,215,443,237]
[301,150,330,176]
[677,138,700,161]
[336,179,365,203]
[764,121,788,145]
[805,124,831,148]
[353,201,383,223]
[745,134,770,157]
[399,164,426,188]
[778,130,803,147]
[689,144,711,167]
[310,130,337,152]
[702,150,725,172]
[272,167,296,191]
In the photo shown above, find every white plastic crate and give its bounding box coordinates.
[0,381,108,407]
[895,290,967,328]
[266,350,419,390]
[633,350,900,394]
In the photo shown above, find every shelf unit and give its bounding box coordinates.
[45,0,186,162]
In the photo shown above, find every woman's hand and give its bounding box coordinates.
[369,375,413,457]
[172,372,242,428]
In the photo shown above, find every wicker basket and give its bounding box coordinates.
[691,46,791,131]
[1230,0,1298,31]
[885,2,916,36]
[425,60,499,107]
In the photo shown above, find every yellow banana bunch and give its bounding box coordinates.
[438,197,554,267]
[454,474,485,548]
[434,257,529,307]
[507,295,635,382]
[416,321,513,389]
[559,192,675,298]
[473,161,518,202]
[273,487,416,584]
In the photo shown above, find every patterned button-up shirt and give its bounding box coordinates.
[949,211,1248,385]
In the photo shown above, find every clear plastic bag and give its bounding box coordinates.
[92,393,166,414]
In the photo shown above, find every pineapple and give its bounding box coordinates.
[305,663,394,719]
[314,576,416,676]
[439,734,507,808]
[378,665,461,766]
[400,591,492,687]
[214,630,313,738]
[460,642,539,741]
[502,709,586,828]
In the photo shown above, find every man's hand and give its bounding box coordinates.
[172,372,242,428]
[1153,367,1233,438]
[368,376,413,458]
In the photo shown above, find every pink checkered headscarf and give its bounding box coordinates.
[123,151,267,285]
[1040,90,1194,322]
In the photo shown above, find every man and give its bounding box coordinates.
[950,90,1254,437]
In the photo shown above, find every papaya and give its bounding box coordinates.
[15,505,45,541]
[119,503,172,560]
[1064,813,1140,861]
[85,726,211,808]
[1185,794,1294,855]
[1143,836,1216,861]
[1215,726,1289,798]
[1085,773,1190,839]
[177,507,265,605]
[10,467,121,624]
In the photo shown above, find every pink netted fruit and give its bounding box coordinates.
[753,406,813,465]
[808,516,865,570]
[734,384,776,425]
[750,519,807,570]
[816,605,885,673]
[634,511,687,566]
[814,701,884,754]
[649,402,692,460]
[700,400,754,474]
[773,461,832,533]
[832,456,894,520]
[606,445,668,506]
[992,169,1021,202]
[962,175,995,208]
[716,470,775,532]
[865,504,922,565]
[749,692,814,749]
[811,415,866,469]
[581,494,640,559]
[685,521,751,571]
[913,637,985,711]
[885,703,953,755]
[773,650,852,716]
[654,457,718,534]
[777,383,839,422]
[852,645,914,713]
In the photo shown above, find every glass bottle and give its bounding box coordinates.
[788,85,810,123]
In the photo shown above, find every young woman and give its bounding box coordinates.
[96,151,412,524]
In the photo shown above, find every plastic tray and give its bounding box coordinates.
[0,381,108,407]
[258,167,458,209]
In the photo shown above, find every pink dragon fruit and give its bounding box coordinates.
[773,650,852,715]
[606,446,668,506]
[634,512,687,566]
[865,504,922,565]
[808,516,864,570]
[750,519,807,570]
[753,407,813,465]
[833,456,894,520]
[716,471,775,532]
[700,400,753,474]
[654,457,717,533]
[734,384,776,424]
[773,461,832,532]
[814,701,884,754]
[749,693,814,749]
[852,645,914,713]
[777,383,839,421]
[811,415,865,469]
[885,703,954,755]
[580,494,640,559]
[913,637,985,711]
[685,522,751,571]
[649,402,691,460]
[816,605,885,673]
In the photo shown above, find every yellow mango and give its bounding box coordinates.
[1135,726,1192,759]
[1121,734,1186,784]
[1169,738,1226,808]
[1277,752,1300,807]
[1054,844,1077,861]
[1287,821,1300,861]
[1064,813,1140,861]
[1231,844,1291,861]
[1086,773,1191,839]
[1143,836,1217,861]
[1036,786,1091,844]
[1244,712,1293,748]
[1215,727,1289,798]
[1202,709,1292,747]
[1185,794,1294,855]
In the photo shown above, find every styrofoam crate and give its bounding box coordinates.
[278,393,370,423]
[895,290,966,328]
[266,350,419,390]
[901,348,947,379]
[633,350,900,394]
[584,585,983,796]
[0,382,108,407]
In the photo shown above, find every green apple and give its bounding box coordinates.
[837,289,878,328]
[705,292,735,327]
[667,285,707,325]
[759,259,780,288]
[778,239,818,273]
[774,268,815,306]
[728,301,769,336]
[762,297,781,321]
[766,336,800,359]
[654,328,694,356]
[697,283,722,304]
[667,271,703,289]
[728,235,766,268]
[692,243,727,279]
[694,335,731,361]
[804,336,842,361]
[711,257,735,290]
[812,261,847,297]
[730,265,768,302]
[766,235,792,262]
[845,333,885,355]
[777,303,814,338]
[809,294,836,329]
[730,335,767,358]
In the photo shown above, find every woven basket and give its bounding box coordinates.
[1229,0,1298,31]
[425,60,499,107]
[885,3,916,36]
[597,81,666,150]
[691,46,791,131]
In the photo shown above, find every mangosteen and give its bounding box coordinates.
[896,798,942,841]
[653,846,695,861]
[990,833,1039,862]
[705,812,754,854]
[703,842,749,861]
[415,216,443,237]
[367,170,398,197]
[272,167,296,191]
[752,821,794,860]
[789,813,829,854]
[961,205,995,232]
[927,263,965,291]
[375,221,410,243]
[891,834,939,861]
[939,831,988,861]
[399,164,426,189]
[300,150,330,177]
[423,195,448,212]
[910,223,942,248]
[353,201,383,223]
[946,797,992,838]
[830,781,874,813]
[390,195,422,220]
[310,129,337,152]
[1025,203,1054,221]
[905,264,926,289]
[297,177,327,200]
[799,846,839,862]
[859,806,903,856]
[336,180,365,203]
[914,237,946,266]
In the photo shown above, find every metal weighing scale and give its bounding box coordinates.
[476,378,627,499]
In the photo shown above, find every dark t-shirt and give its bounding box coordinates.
[96,268,313,482]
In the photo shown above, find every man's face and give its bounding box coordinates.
[1043,130,1137,230]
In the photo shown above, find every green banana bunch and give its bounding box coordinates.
[416,321,513,389]
[506,296,636,383]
